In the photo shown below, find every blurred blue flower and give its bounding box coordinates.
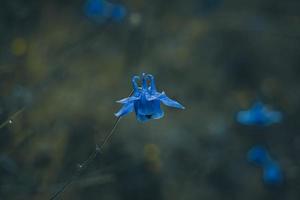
[84,0,126,23]
[115,73,185,122]
[247,145,271,166]
[247,146,284,185]
[110,4,126,22]
[263,162,283,185]
[236,101,282,126]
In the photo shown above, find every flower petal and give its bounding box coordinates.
[265,111,282,124]
[158,92,185,109]
[133,98,164,121]
[237,111,254,125]
[145,92,161,101]
[136,113,151,122]
[116,96,140,104]
[115,102,134,117]
[134,98,162,115]
[151,106,164,119]
[263,162,283,185]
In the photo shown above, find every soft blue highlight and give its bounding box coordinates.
[115,73,185,122]
[237,101,282,126]
[111,4,126,22]
[247,146,283,185]
[247,145,271,166]
[263,162,283,185]
[84,0,126,23]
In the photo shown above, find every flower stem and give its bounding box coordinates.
[0,107,25,130]
[49,90,133,200]
[49,116,121,200]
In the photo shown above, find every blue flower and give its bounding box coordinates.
[84,0,126,23]
[110,4,126,22]
[247,145,284,185]
[115,73,185,122]
[263,162,283,185]
[247,145,271,166]
[236,101,282,126]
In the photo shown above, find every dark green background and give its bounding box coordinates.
[0,0,299,199]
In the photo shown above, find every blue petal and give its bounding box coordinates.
[145,92,160,101]
[263,162,283,185]
[252,102,264,111]
[116,96,140,104]
[252,109,268,125]
[247,146,271,166]
[85,0,105,17]
[115,102,134,117]
[134,98,160,115]
[135,109,164,122]
[237,109,269,125]
[111,4,126,22]
[237,111,255,125]
[266,111,282,124]
[136,113,151,122]
[151,105,164,119]
[158,92,185,109]
[134,99,164,122]
[148,100,164,119]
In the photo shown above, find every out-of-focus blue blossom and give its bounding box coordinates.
[84,0,126,23]
[115,73,184,122]
[247,146,284,185]
[236,101,282,126]
[263,162,283,185]
[247,145,271,166]
[110,4,126,22]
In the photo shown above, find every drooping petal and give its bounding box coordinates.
[251,108,268,125]
[263,162,283,185]
[265,111,282,124]
[115,102,134,117]
[135,113,151,122]
[134,97,160,115]
[158,92,185,109]
[135,108,163,122]
[145,91,161,101]
[151,102,164,119]
[247,146,271,166]
[131,75,140,95]
[236,110,254,125]
[116,96,140,104]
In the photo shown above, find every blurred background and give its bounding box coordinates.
[0,0,300,199]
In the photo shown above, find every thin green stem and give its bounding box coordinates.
[0,107,25,130]
[49,117,121,200]
[49,90,133,200]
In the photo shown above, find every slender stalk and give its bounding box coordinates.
[49,90,133,200]
[49,117,121,200]
[0,107,25,130]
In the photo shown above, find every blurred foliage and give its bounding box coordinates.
[0,0,300,199]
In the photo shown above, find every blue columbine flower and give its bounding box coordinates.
[247,145,284,185]
[84,0,126,23]
[236,101,282,126]
[115,73,184,122]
